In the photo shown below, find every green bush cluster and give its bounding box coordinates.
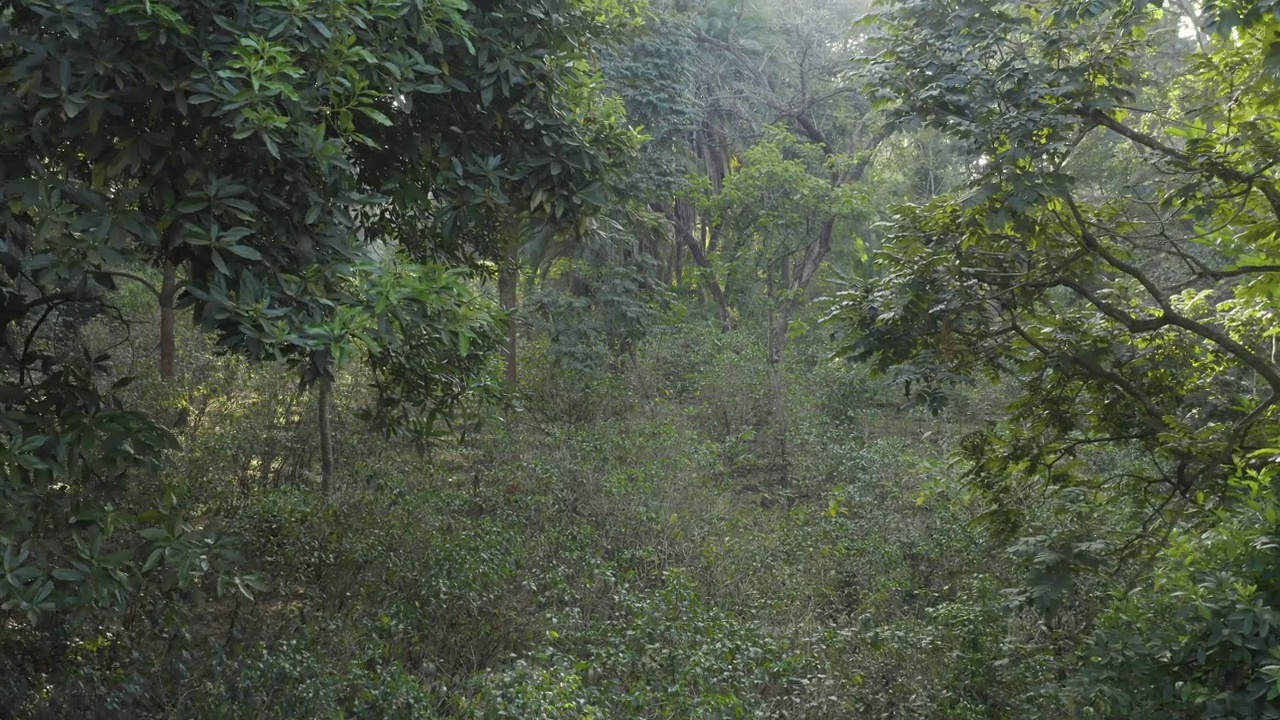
[13,279,1271,720]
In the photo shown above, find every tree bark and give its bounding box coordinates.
[674,238,683,286]
[682,232,731,333]
[665,202,731,333]
[766,345,790,484]
[499,240,519,388]
[765,217,835,367]
[318,375,335,496]
[158,260,177,382]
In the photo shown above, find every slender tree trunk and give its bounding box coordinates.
[763,212,834,486]
[318,375,335,496]
[499,241,519,388]
[665,202,731,333]
[760,216,831,484]
[765,274,794,485]
[767,347,790,484]
[703,266,732,334]
[684,237,731,333]
[764,216,837,368]
[158,260,177,382]
[769,311,788,367]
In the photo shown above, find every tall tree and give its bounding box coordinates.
[0,0,635,617]
[681,0,889,361]
[830,0,1278,510]
[824,0,1280,712]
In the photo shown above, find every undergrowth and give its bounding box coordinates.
[6,310,1061,719]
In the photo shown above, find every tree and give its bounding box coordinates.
[1,0,636,619]
[620,0,886,367]
[823,0,1280,711]
[831,0,1280,508]
[599,0,891,340]
[708,125,869,360]
[614,0,887,479]
[348,2,640,388]
[597,10,730,326]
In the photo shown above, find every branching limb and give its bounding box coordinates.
[1063,193,1280,395]
[1088,110,1280,222]
[1008,315,1165,422]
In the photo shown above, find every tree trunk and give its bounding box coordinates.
[665,203,731,333]
[674,239,683,286]
[765,216,836,368]
[766,343,790,484]
[499,241,519,388]
[683,234,731,333]
[158,260,177,382]
[765,126,892,360]
[318,375,335,496]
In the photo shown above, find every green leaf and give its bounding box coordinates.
[141,548,165,573]
[357,106,393,126]
[51,568,85,582]
[577,181,608,208]
[226,244,262,260]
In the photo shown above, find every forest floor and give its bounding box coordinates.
[11,320,1051,719]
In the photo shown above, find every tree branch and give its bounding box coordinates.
[1063,193,1280,395]
[1087,110,1280,222]
[1200,264,1280,280]
[1009,316,1164,422]
[101,270,163,298]
[1058,278,1169,333]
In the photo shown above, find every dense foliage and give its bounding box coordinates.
[825,0,1280,714]
[4,0,1280,717]
[1,0,634,622]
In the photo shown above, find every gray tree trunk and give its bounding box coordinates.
[499,241,519,388]
[318,375,335,496]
